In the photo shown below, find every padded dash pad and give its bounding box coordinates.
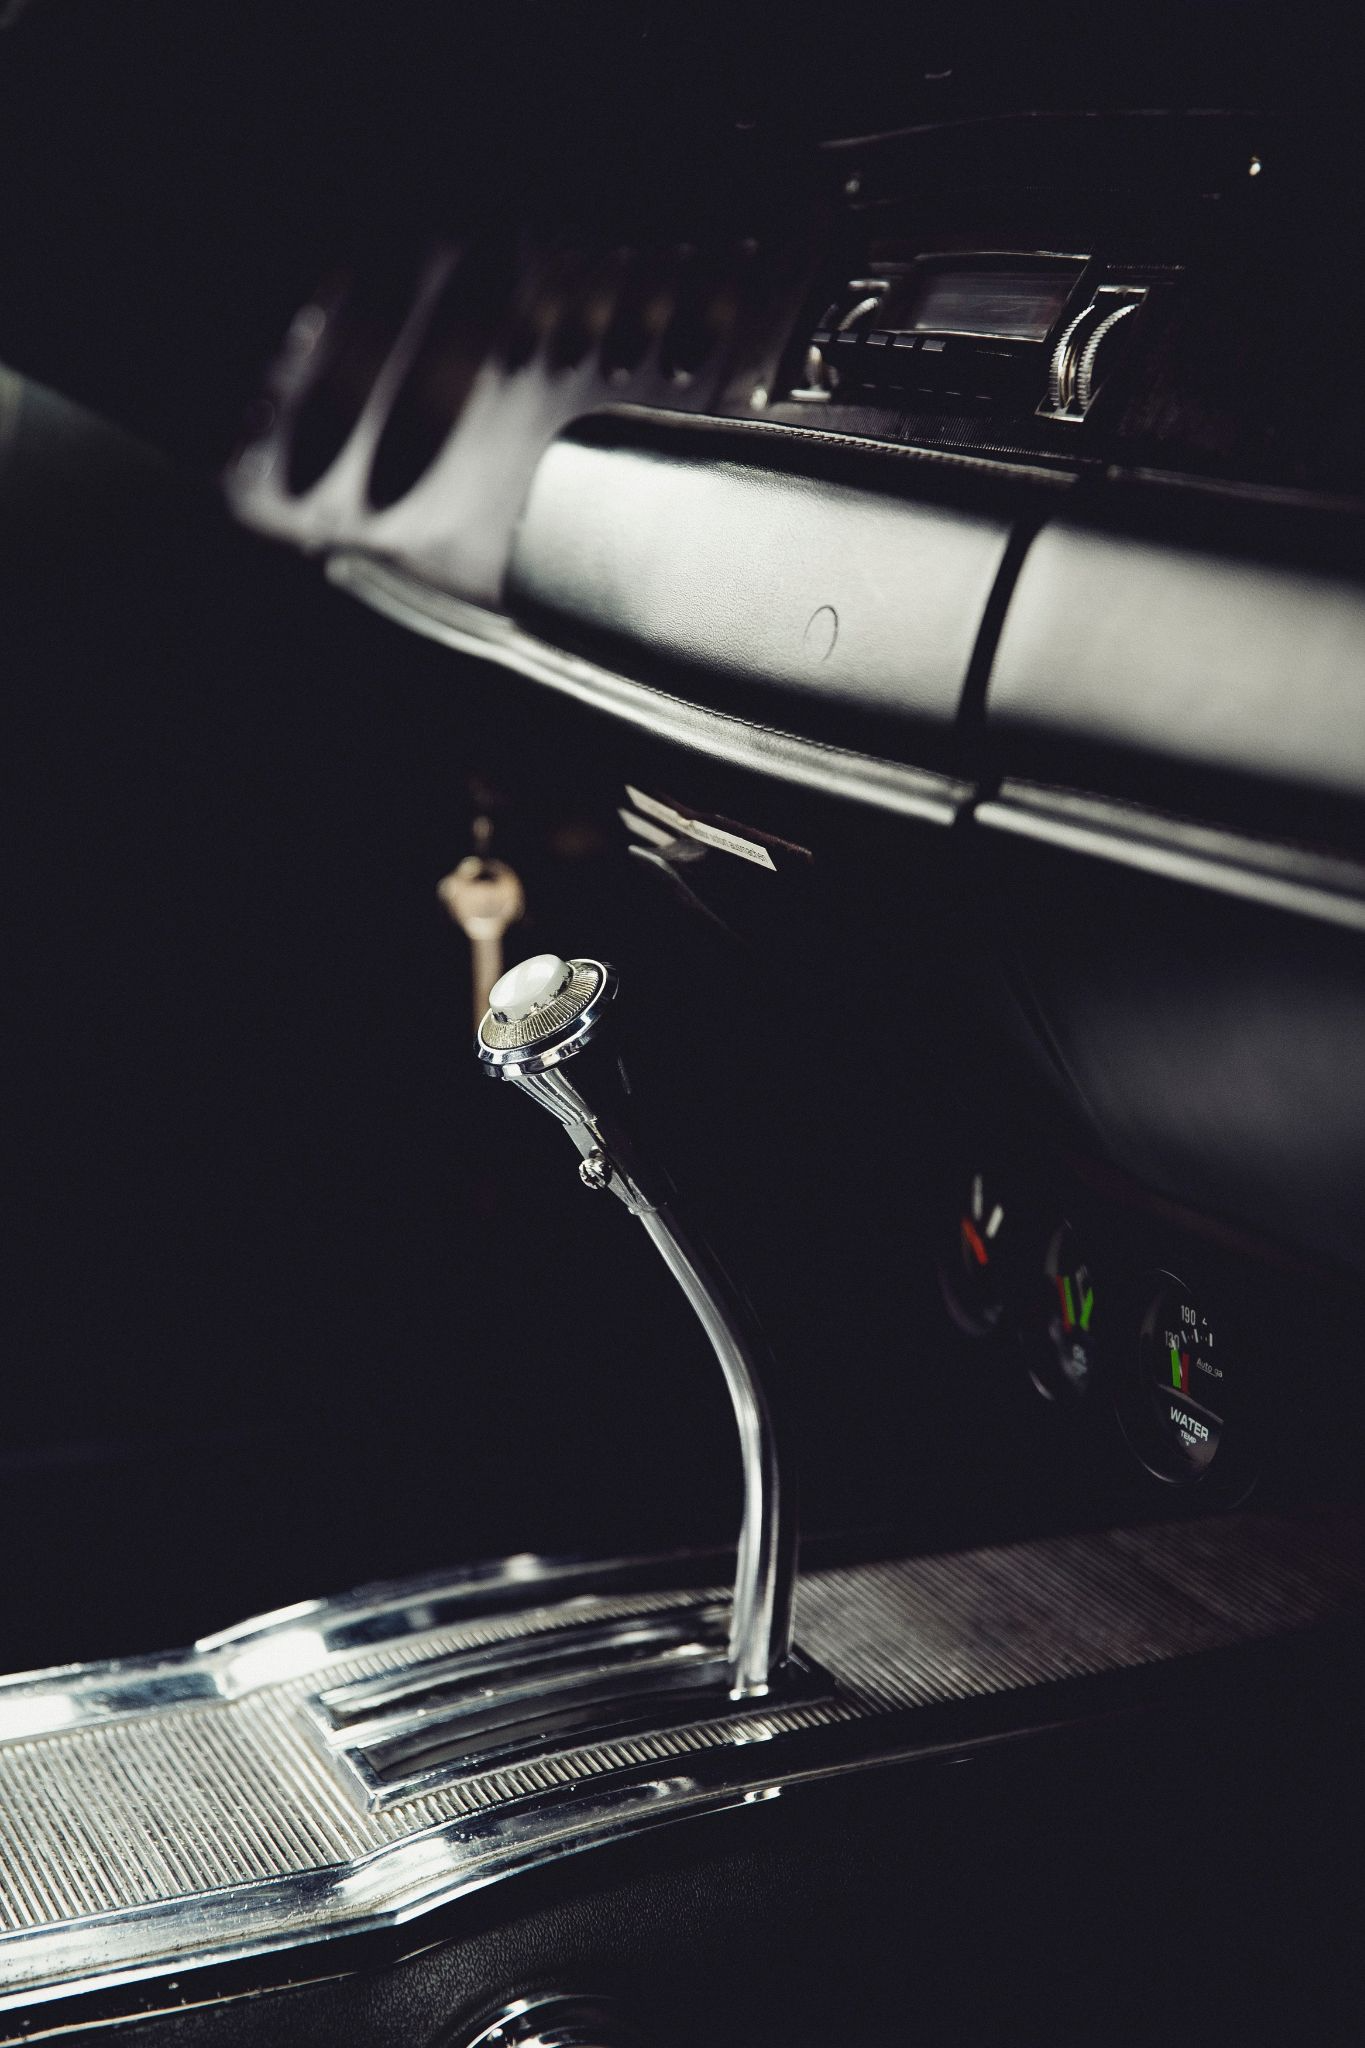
[506,418,1016,747]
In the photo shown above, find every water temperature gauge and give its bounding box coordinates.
[1134,1274,1226,1477]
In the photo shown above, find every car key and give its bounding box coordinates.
[438,855,526,1031]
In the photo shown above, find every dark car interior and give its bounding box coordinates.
[2,4,1365,2042]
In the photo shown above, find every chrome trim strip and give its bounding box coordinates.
[976,781,1365,932]
[301,1596,836,1813]
[325,556,971,828]
[315,1603,732,1728]
[0,1554,714,1742]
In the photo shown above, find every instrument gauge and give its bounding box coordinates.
[1125,1273,1229,1482]
[939,1169,1016,1335]
[1026,1222,1098,1401]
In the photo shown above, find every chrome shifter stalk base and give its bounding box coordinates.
[476,955,797,1699]
[636,1207,792,1699]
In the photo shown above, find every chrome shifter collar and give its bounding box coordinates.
[476,959,616,1073]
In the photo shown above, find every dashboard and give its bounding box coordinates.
[3,6,1365,2041]
[211,93,1365,1533]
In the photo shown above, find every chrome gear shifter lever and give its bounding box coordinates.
[476,953,796,1698]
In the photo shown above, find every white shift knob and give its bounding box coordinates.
[489,952,573,1024]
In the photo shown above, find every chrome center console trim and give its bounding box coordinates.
[1,1513,1364,2018]
[303,1595,832,1812]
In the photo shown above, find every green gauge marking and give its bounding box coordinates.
[1036,1224,1097,1403]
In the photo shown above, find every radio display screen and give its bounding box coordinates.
[885,264,1080,342]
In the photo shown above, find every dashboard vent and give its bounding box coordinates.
[598,250,677,377]
[657,247,748,383]
[365,239,515,510]
[283,247,423,497]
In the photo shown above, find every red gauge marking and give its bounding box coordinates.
[961,1218,989,1266]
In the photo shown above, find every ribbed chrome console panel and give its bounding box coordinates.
[0,1512,1361,2014]
[306,1596,836,1811]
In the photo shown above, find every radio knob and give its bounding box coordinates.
[835,291,886,333]
[790,278,887,402]
[1047,303,1097,413]
[1044,287,1145,420]
[791,341,837,399]
[1074,298,1140,413]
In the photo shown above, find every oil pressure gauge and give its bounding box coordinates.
[1025,1222,1098,1401]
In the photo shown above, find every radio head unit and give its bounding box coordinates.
[879,255,1082,342]
[791,249,1155,425]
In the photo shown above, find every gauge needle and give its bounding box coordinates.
[1170,1346,1189,1393]
[961,1218,989,1266]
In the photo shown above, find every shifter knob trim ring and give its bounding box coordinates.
[476,958,617,1072]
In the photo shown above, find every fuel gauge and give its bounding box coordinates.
[939,1169,1016,1335]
